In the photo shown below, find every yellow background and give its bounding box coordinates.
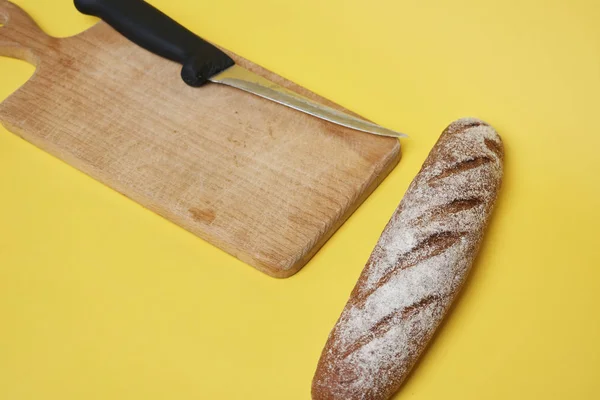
[1,0,599,398]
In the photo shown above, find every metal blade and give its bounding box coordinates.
[209,65,407,139]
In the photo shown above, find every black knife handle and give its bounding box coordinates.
[74,0,234,86]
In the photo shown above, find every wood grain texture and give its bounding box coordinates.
[0,0,400,277]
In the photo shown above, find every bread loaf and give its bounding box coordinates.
[312,118,504,400]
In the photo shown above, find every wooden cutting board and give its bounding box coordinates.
[0,0,400,278]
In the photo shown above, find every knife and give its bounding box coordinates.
[73,0,407,139]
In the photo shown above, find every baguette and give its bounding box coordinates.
[312,118,504,400]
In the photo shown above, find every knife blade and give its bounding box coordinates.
[74,0,407,139]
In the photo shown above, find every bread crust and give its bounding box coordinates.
[312,118,504,400]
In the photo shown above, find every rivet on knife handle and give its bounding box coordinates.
[73,0,407,139]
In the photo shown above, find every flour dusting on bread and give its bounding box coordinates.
[312,118,504,400]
